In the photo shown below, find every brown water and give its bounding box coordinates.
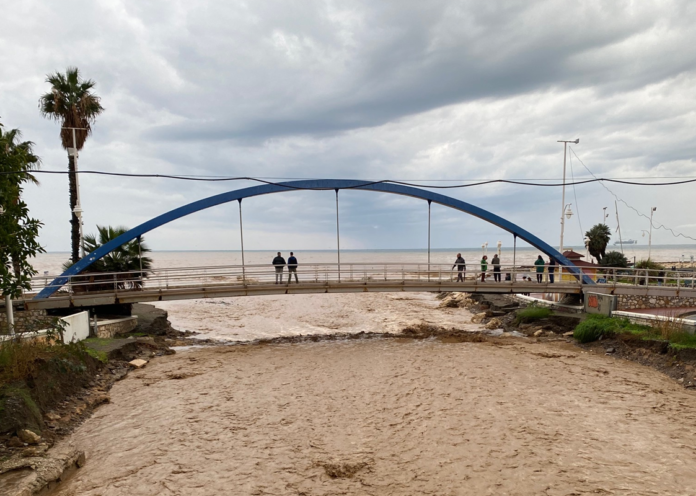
[53,338,696,495]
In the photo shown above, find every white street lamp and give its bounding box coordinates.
[557,138,579,253]
[73,204,85,258]
[497,240,502,256]
[648,207,656,261]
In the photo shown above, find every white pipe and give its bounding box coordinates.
[4,294,14,335]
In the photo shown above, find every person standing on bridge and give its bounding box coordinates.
[548,257,556,283]
[452,253,466,282]
[491,254,501,282]
[480,255,488,282]
[287,252,299,284]
[273,252,286,284]
[534,255,545,283]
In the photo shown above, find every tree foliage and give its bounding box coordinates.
[585,224,611,263]
[39,67,104,264]
[38,67,104,151]
[0,122,44,298]
[63,226,153,290]
[599,251,629,268]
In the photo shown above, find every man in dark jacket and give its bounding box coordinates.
[452,253,466,282]
[548,257,556,283]
[272,252,286,284]
[287,252,299,283]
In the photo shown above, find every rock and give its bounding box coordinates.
[605,347,616,354]
[471,312,487,324]
[533,330,543,337]
[129,359,148,369]
[45,412,61,421]
[8,436,24,448]
[18,429,41,445]
[678,377,685,383]
[22,444,49,457]
[484,318,502,330]
[563,331,574,337]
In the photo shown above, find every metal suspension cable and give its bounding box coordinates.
[568,150,584,241]
[3,169,696,188]
[569,147,696,242]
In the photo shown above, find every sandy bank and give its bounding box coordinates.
[52,337,696,495]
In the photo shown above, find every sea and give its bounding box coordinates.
[30,245,696,277]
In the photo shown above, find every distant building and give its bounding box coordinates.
[561,250,600,282]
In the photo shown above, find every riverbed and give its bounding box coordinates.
[50,295,696,495]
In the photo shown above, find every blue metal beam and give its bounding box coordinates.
[36,179,592,299]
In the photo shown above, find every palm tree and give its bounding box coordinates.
[0,124,40,279]
[39,67,104,264]
[64,226,153,291]
[585,224,611,263]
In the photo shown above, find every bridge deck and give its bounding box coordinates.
[19,280,696,310]
[21,280,583,309]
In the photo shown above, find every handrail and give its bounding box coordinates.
[25,262,696,297]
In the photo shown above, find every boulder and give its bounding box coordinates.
[484,318,502,330]
[18,429,41,445]
[471,312,487,324]
[129,359,148,369]
[563,331,574,337]
[533,330,543,337]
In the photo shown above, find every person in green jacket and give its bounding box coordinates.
[534,255,545,283]
[480,255,488,282]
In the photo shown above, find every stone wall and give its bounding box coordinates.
[95,317,138,338]
[0,308,51,335]
[617,294,696,311]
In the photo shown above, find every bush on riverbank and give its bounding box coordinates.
[0,329,102,436]
[573,315,624,343]
[515,305,552,325]
[573,315,696,349]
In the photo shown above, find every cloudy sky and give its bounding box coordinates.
[2,0,696,254]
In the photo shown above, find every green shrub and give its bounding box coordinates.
[515,305,552,324]
[573,315,621,343]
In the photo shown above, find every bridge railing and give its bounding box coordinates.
[25,263,696,297]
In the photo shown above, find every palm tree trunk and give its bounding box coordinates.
[68,154,80,264]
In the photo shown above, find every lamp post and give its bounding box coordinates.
[497,240,502,256]
[602,206,608,224]
[648,207,656,261]
[73,204,85,259]
[63,127,86,262]
[557,139,579,253]
[560,203,574,253]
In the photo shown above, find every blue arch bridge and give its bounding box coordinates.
[20,180,696,310]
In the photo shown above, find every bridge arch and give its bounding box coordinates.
[36,179,591,299]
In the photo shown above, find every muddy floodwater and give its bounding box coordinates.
[54,332,696,494]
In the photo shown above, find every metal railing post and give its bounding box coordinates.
[238,199,246,285]
[427,200,431,281]
[335,189,341,283]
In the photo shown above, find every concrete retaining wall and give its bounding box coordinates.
[95,316,138,338]
[617,294,696,311]
[512,295,584,314]
[0,308,51,335]
[61,312,90,343]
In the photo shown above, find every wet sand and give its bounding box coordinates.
[54,337,696,495]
